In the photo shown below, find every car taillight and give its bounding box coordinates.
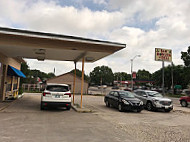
[65,93,71,97]
[43,92,50,96]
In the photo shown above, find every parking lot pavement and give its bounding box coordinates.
[74,95,190,142]
[168,97,190,113]
[0,93,134,142]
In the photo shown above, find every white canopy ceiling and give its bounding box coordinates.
[0,27,126,62]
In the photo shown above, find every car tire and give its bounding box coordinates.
[146,102,154,111]
[118,104,123,112]
[40,103,44,110]
[165,109,171,112]
[105,100,110,107]
[66,106,71,110]
[180,100,188,107]
[137,109,142,113]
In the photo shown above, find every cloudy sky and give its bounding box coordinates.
[0,0,189,75]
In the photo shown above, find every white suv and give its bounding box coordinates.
[41,83,71,110]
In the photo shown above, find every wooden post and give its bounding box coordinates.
[73,62,76,104]
[80,57,85,108]
[11,76,14,98]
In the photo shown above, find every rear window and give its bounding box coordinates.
[46,85,69,92]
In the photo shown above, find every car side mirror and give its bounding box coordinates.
[143,95,147,97]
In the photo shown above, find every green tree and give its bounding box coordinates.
[114,72,131,81]
[20,62,30,84]
[20,63,55,84]
[137,69,151,80]
[47,73,56,79]
[181,46,190,67]
[152,64,189,89]
[90,66,114,85]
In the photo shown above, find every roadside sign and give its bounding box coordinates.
[132,72,136,79]
[155,48,172,62]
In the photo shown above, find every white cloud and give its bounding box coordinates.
[0,0,125,37]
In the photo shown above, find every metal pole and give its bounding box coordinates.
[80,57,85,108]
[162,60,165,95]
[131,59,133,91]
[73,62,76,104]
[171,62,174,94]
[130,55,140,92]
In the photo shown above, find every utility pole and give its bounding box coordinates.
[171,62,174,94]
[162,60,165,96]
[131,55,141,91]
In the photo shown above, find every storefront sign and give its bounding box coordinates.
[155,48,172,62]
[132,72,136,79]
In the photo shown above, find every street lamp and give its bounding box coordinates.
[131,55,141,91]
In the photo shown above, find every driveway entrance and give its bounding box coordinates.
[0,93,132,142]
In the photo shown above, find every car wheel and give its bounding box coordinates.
[105,100,110,107]
[137,109,142,113]
[66,106,71,110]
[146,102,154,111]
[118,104,123,112]
[40,103,44,110]
[181,100,188,107]
[165,109,171,112]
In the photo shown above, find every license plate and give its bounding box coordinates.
[165,106,169,109]
[55,95,60,98]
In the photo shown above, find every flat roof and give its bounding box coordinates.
[0,27,126,62]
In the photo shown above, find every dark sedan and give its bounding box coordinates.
[104,91,144,112]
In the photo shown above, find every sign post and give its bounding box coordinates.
[155,48,172,95]
[162,60,165,95]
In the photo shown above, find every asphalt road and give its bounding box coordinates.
[0,93,133,142]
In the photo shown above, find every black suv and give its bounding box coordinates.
[104,91,144,112]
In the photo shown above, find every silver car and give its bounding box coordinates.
[134,90,173,112]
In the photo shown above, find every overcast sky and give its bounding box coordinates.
[0,0,189,76]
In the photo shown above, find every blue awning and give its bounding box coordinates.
[7,65,26,78]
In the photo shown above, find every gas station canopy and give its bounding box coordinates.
[0,27,126,62]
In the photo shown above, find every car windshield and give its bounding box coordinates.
[119,91,135,98]
[46,85,69,92]
[147,92,163,97]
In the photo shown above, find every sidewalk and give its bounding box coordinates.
[0,94,24,111]
[0,101,13,111]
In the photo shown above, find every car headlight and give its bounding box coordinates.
[122,99,129,105]
[153,99,159,103]
[140,101,143,105]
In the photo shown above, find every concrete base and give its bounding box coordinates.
[71,104,93,113]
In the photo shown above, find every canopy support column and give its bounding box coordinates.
[0,65,7,101]
[80,57,85,108]
[73,62,76,104]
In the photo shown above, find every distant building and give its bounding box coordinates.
[46,72,88,94]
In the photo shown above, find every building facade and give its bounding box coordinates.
[47,72,88,94]
[0,52,25,101]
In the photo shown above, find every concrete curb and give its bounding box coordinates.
[173,108,190,114]
[0,103,10,111]
[18,93,25,99]
[71,104,93,113]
